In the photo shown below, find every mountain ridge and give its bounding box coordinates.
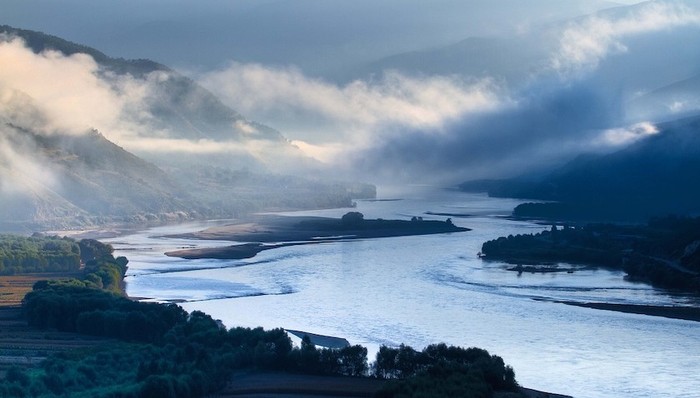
[0,25,374,232]
[461,113,700,222]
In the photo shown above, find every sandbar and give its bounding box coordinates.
[547,300,700,322]
[165,214,468,260]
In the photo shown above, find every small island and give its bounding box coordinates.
[166,212,469,260]
[480,217,700,292]
[480,217,700,322]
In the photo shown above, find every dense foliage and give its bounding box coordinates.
[0,234,80,274]
[0,235,127,293]
[374,344,518,398]
[77,239,128,294]
[7,282,372,397]
[9,281,524,398]
[481,216,700,291]
[23,284,184,342]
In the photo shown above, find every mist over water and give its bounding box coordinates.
[2,2,700,396]
[107,189,700,398]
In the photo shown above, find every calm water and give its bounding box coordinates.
[106,187,700,398]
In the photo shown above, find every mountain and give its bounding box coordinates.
[461,114,700,222]
[348,35,551,85]
[0,124,197,232]
[0,0,622,79]
[626,72,700,122]
[0,26,374,232]
[0,24,313,173]
[347,1,700,98]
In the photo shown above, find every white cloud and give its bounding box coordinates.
[0,125,59,198]
[595,121,659,146]
[116,137,250,154]
[199,63,504,159]
[289,140,345,163]
[0,36,147,136]
[553,1,700,74]
[668,99,700,113]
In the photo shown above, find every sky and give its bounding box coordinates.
[1,0,699,184]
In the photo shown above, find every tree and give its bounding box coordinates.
[339,345,368,376]
[341,212,364,226]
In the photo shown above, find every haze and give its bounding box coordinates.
[1,0,698,186]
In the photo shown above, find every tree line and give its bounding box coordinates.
[0,234,80,274]
[0,235,128,294]
[6,282,524,398]
[1,235,524,397]
[481,216,700,291]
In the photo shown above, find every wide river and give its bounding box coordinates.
[105,187,699,398]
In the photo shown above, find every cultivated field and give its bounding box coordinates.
[0,306,108,378]
[0,273,82,307]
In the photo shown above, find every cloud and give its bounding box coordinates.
[0,36,147,136]
[348,78,625,183]
[0,35,323,182]
[199,63,505,161]
[0,124,59,202]
[552,1,700,74]
[594,121,659,147]
[198,58,640,183]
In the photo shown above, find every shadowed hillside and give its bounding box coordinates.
[462,114,700,222]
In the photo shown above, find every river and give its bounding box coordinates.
[105,187,700,398]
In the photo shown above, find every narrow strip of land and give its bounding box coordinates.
[165,214,468,260]
[548,300,700,322]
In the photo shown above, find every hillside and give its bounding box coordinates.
[352,35,550,85]
[461,114,700,222]
[627,72,700,122]
[0,124,197,232]
[0,24,315,173]
[0,25,374,231]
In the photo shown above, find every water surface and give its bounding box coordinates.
[106,188,700,398]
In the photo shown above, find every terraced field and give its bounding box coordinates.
[0,273,82,307]
[0,307,108,377]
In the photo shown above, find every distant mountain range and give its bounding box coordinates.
[349,35,551,85]
[461,114,700,222]
[627,72,700,123]
[0,25,373,232]
[348,1,700,101]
